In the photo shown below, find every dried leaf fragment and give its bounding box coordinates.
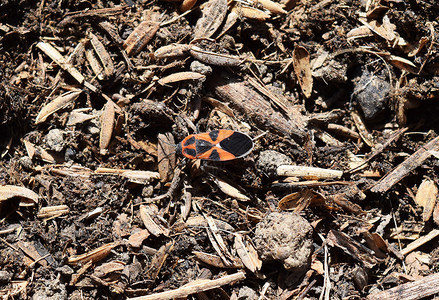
[234,234,261,273]
[68,242,118,265]
[193,0,228,39]
[123,21,160,56]
[278,189,325,212]
[100,101,116,155]
[147,241,174,280]
[158,71,205,85]
[0,185,39,206]
[257,0,287,14]
[180,0,197,12]
[157,133,176,182]
[85,47,105,80]
[153,44,191,60]
[139,204,170,236]
[214,177,250,201]
[128,229,150,248]
[23,140,58,163]
[93,261,125,281]
[292,45,312,98]
[232,5,270,21]
[89,32,114,78]
[193,251,243,268]
[35,89,82,124]
[415,179,437,222]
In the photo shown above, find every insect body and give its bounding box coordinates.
[176,130,253,161]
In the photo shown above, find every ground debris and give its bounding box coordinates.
[1,0,439,298]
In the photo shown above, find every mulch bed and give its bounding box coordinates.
[1,0,439,299]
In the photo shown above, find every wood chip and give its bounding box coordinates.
[193,0,227,39]
[278,189,326,212]
[180,0,197,12]
[37,42,85,84]
[211,75,307,142]
[257,0,287,14]
[232,5,270,21]
[400,229,439,256]
[327,230,379,269]
[128,229,150,248]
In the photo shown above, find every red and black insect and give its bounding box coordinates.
[176,130,253,161]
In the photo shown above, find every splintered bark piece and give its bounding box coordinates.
[128,271,246,300]
[277,165,343,180]
[371,136,439,193]
[193,0,227,39]
[400,229,439,256]
[139,205,170,237]
[123,21,160,56]
[37,42,85,84]
[367,273,439,300]
[211,76,307,141]
[95,168,160,184]
[37,42,98,92]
